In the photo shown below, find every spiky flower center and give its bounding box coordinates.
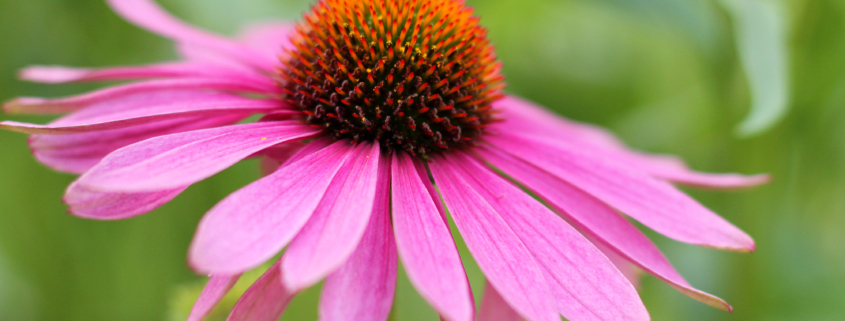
[280,0,505,157]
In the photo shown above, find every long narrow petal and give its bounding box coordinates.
[227,261,294,321]
[76,122,319,192]
[3,78,278,114]
[485,135,755,252]
[189,141,355,274]
[106,0,274,71]
[64,182,186,220]
[429,156,558,321]
[479,146,732,310]
[319,152,397,321]
[282,142,381,291]
[390,153,474,321]
[188,274,241,321]
[452,152,648,321]
[478,283,523,321]
[1,97,278,135]
[497,96,768,189]
[18,62,256,84]
[31,115,246,174]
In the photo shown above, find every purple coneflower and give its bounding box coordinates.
[1,0,768,320]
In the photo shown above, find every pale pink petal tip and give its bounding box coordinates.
[188,274,241,321]
[19,66,89,83]
[228,261,294,321]
[478,284,522,321]
[3,98,47,114]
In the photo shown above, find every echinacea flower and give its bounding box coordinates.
[0,0,770,320]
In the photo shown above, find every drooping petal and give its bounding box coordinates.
[429,156,558,321]
[390,152,474,321]
[451,152,648,321]
[76,122,319,192]
[106,0,275,71]
[18,62,256,84]
[485,135,755,252]
[1,96,278,135]
[64,182,186,220]
[478,283,523,321]
[282,142,381,291]
[31,115,246,174]
[3,78,278,114]
[479,146,732,311]
[591,239,643,289]
[227,261,294,321]
[319,152,397,321]
[496,96,768,189]
[238,22,295,63]
[189,141,355,274]
[188,274,241,321]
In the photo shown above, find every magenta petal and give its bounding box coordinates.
[189,141,356,274]
[1,96,277,135]
[479,146,732,311]
[497,96,768,189]
[390,152,474,321]
[319,152,397,321]
[486,135,755,252]
[451,152,648,321]
[76,122,318,192]
[188,274,241,321]
[3,78,278,115]
[30,115,245,174]
[64,182,185,220]
[282,142,382,291]
[227,261,294,321]
[478,283,523,321]
[18,62,254,84]
[106,0,274,71]
[429,156,558,321]
[238,22,295,64]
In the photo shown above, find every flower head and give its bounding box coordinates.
[1,0,769,320]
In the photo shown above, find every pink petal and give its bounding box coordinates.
[479,146,732,311]
[282,142,382,291]
[478,283,523,321]
[3,78,278,115]
[189,141,356,274]
[1,96,278,135]
[451,152,649,321]
[106,0,275,71]
[18,62,256,84]
[76,122,318,192]
[188,274,241,321]
[496,96,768,189]
[390,152,474,321]
[64,182,185,220]
[227,261,294,321]
[485,135,755,252]
[591,239,643,289]
[238,22,295,64]
[30,115,246,174]
[319,152,397,321]
[429,156,558,321]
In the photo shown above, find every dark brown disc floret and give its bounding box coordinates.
[279,0,505,157]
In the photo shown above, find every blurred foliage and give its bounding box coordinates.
[1,0,844,320]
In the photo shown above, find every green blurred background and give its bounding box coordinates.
[1,0,843,320]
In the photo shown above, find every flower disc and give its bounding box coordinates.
[280,0,505,157]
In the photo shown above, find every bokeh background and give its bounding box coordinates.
[1,0,843,320]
